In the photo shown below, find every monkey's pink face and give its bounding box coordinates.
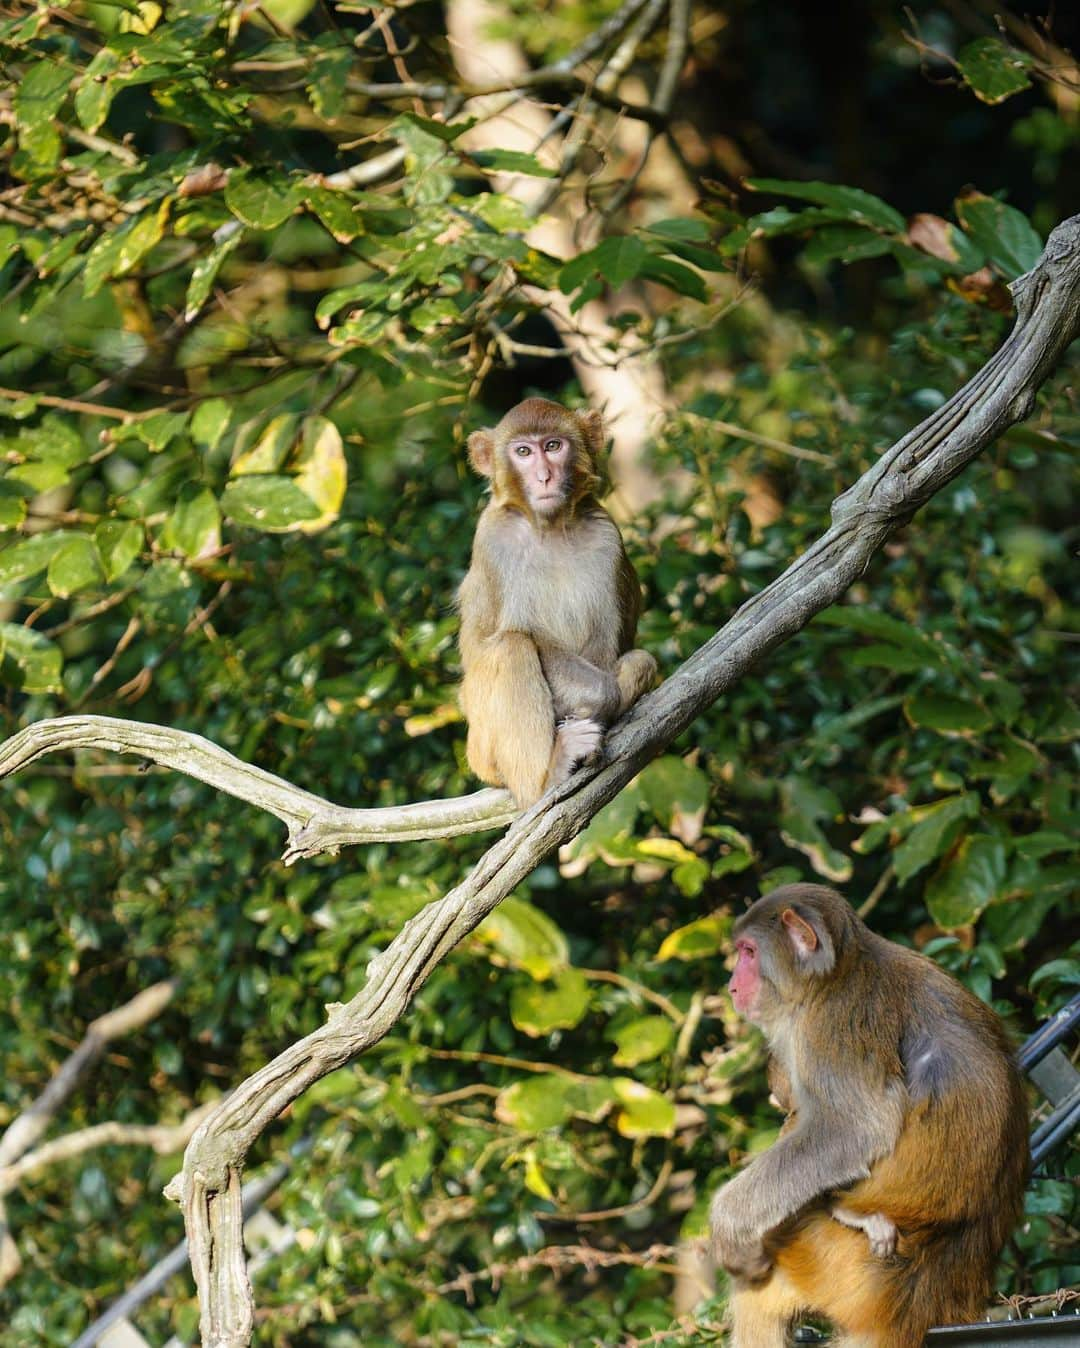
[730,937,761,1018]
[507,434,572,515]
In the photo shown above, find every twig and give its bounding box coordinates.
[0,1102,217,1196]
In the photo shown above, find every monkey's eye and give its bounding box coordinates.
[514,444,532,457]
[544,439,563,452]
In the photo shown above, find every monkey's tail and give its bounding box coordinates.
[885,1219,1004,1335]
[463,632,555,807]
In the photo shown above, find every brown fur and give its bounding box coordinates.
[712,884,1029,1348]
[458,399,656,807]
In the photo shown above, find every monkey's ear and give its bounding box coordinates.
[578,408,605,458]
[468,430,496,478]
[781,907,835,975]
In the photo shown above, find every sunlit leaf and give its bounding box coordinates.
[0,622,62,691]
[657,915,730,962]
[476,896,569,980]
[510,967,590,1037]
[612,1079,676,1138]
[610,1016,674,1067]
[956,37,1032,105]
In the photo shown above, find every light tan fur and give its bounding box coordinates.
[458,399,656,806]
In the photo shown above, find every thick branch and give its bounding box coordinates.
[167,218,1080,1345]
[0,716,517,856]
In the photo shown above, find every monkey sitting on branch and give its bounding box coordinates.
[711,883,1029,1348]
[457,398,657,807]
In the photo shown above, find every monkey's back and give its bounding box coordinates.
[835,936,1029,1322]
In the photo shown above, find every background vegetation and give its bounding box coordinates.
[0,0,1076,1344]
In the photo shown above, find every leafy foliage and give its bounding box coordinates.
[0,2,1076,1345]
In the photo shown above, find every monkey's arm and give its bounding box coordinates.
[710,1083,905,1280]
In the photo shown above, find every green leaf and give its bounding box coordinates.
[289,416,347,533]
[559,236,649,294]
[892,794,979,883]
[0,482,29,531]
[10,413,88,467]
[612,1079,676,1139]
[645,217,709,242]
[904,692,993,737]
[116,410,189,452]
[220,476,322,532]
[307,44,352,121]
[224,169,303,230]
[816,606,951,666]
[161,486,221,560]
[1011,831,1074,861]
[639,253,707,301]
[0,622,62,692]
[956,37,1032,105]
[305,187,364,243]
[470,148,556,177]
[95,519,142,580]
[1029,959,1080,991]
[46,535,103,597]
[0,533,67,597]
[476,896,569,980]
[191,398,232,451]
[639,755,709,830]
[559,783,642,875]
[611,1016,674,1067]
[925,834,1007,930]
[746,179,905,232]
[803,226,895,266]
[14,60,72,132]
[495,1076,615,1131]
[185,233,242,320]
[510,967,590,1037]
[954,193,1042,280]
[74,48,121,132]
[84,202,169,297]
[233,414,300,476]
[779,776,851,882]
[657,915,730,962]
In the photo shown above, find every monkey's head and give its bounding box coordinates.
[467,398,603,522]
[729,884,858,1026]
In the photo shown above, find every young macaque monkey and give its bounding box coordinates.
[457,398,656,807]
[711,884,1029,1348]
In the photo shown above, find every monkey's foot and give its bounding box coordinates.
[831,1206,897,1258]
[554,717,603,773]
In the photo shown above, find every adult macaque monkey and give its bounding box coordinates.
[458,398,656,807]
[711,884,1028,1348]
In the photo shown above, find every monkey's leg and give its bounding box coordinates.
[613,649,658,713]
[462,632,556,806]
[775,1216,923,1348]
[728,1271,806,1348]
[539,648,621,723]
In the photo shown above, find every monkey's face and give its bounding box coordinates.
[730,936,764,1021]
[504,431,574,517]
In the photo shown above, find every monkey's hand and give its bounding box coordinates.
[709,1187,772,1283]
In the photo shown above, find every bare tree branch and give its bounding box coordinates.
[0,1102,217,1196]
[0,717,516,857]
